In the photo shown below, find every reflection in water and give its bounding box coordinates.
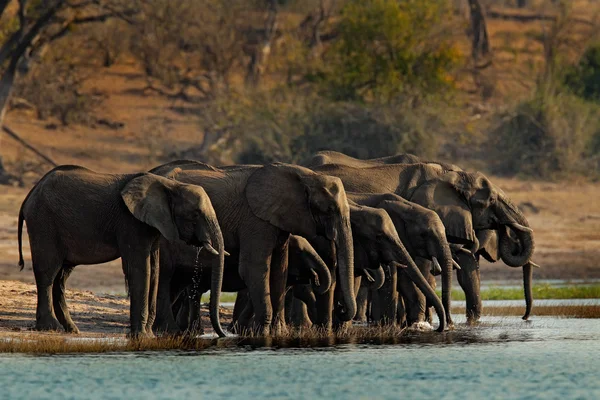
[1,317,600,399]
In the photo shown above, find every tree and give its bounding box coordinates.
[467,0,491,64]
[0,0,136,179]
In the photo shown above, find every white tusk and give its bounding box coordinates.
[432,257,443,275]
[363,269,375,282]
[509,222,533,233]
[452,259,462,270]
[224,250,231,257]
[529,261,541,269]
[458,247,472,255]
[202,242,219,255]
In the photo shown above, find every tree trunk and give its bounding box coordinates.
[245,0,278,87]
[467,0,491,62]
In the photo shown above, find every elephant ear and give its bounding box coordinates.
[245,164,317,237]
[121,174,180,242]
[409,180,476,245]
[476,229,500,262]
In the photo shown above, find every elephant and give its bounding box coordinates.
[294,202,447,332]
[347,192,457,327]
[149,160,356,335]
[309,162,536,318]
[160,234,332,335]
[17,165,226,338]
[305,150,462,171]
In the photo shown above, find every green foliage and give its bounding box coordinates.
[564,43,600,103]
[444,284,600,301]
[489,85,600,178]
[321,0,461,101]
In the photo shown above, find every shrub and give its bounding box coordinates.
[192,88,449,165]
[320,0,462,102]
[489,86,600,178]
[564,43,600,103]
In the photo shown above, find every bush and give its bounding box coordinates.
[489,87,600,178]
[192,88,450,165]
[14,45,101,126]
[320,0,462,102]
[564,43,600,103]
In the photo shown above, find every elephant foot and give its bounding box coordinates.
[64,323,80,334]
[35,315,62,332]
[127,329,155,340]
[153,319,182,336]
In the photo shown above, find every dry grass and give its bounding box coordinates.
[469,305,600,319]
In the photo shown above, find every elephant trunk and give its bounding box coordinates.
[304,243,333,295]
[335,215,357,322]
[394,240,446,332]
[206,221,227,338]
[435,239,454,327]
[364,265,386,290]
[497,195,535,267]
[522,262,533,320]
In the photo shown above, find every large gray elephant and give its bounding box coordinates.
[347,192,456,327]
[309,162,536,318]
[149,161,356,335]
[17,165,226,338]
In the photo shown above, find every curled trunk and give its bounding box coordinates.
[364,265,386,290]
[497,195,535,267]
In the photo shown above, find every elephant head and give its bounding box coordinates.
[409,170,534,266]
[288,235,332,295]
[244,163,356,322]
[121,173,227,337]
[347,203,446,331]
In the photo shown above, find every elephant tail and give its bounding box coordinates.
[17,204,25,271]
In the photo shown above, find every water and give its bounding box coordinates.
[1,316,599,399]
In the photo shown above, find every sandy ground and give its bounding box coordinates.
[0,280,232,338]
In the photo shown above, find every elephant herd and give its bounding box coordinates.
[16,151,537,339]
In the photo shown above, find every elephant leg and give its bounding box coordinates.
[355,282,369,323]
[175,290,191,331]
[238,237,276,336]
[456,253,482,323]
[396,296,407,327]
[237,298,255,335]
[145,240,160,334]
[52,265,79,333]
[292,284,317,326]
[31,246,63,332]
[269,239,290,335]
[121,249,153,338]
[313,279,335,332]
[187,289,204,335]
[231,288,248,332]
[397,269,425,325]
[284,288,294,325]
[375,264,398,326]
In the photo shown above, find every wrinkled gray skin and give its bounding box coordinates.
[17,165,226,338]
[149,161,356,336]
[348,192,454,327]
[309,162,535,319]
[162,235,331,334]
[293,203,446,332]
[309,152,536,321]
[305,150,462,171]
